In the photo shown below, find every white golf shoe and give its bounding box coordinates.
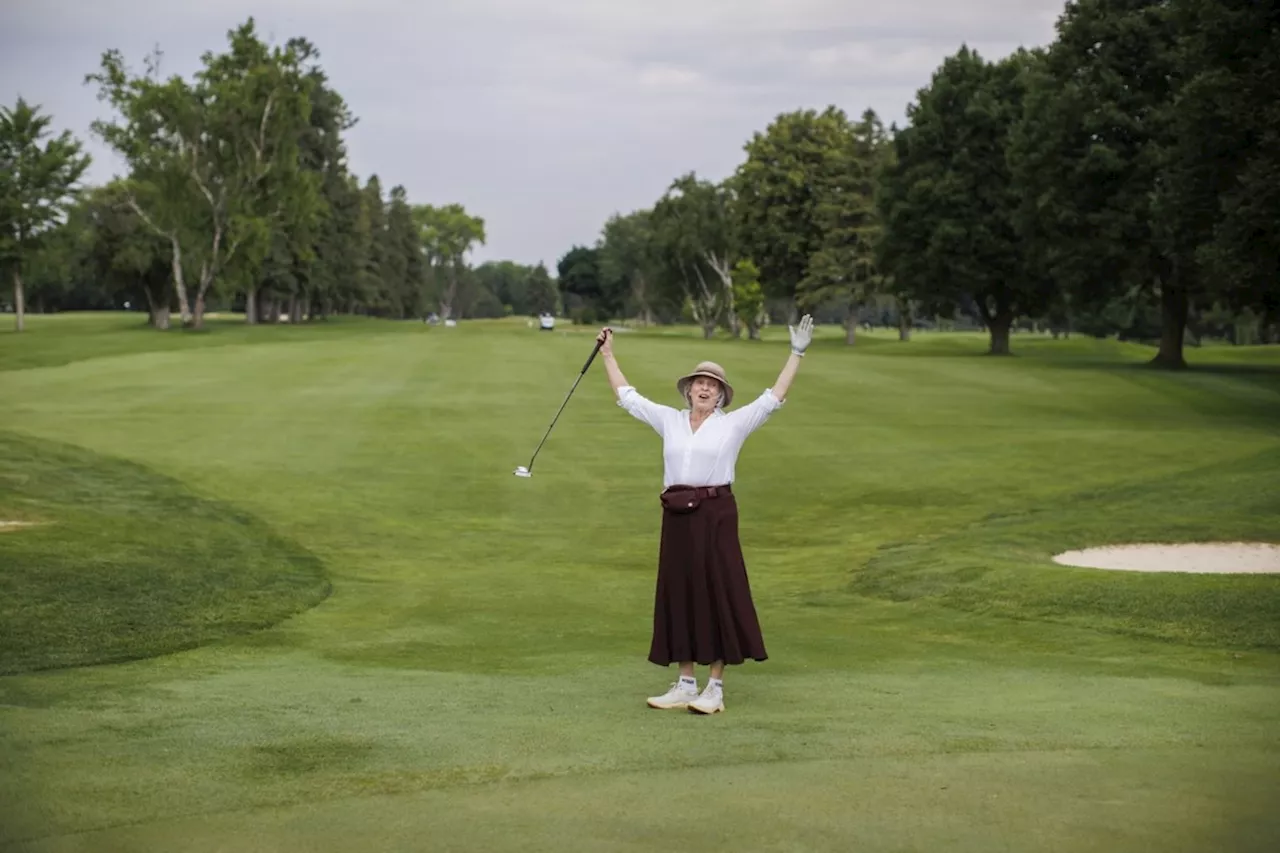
[646,680,699,710]
[688,683,724,715]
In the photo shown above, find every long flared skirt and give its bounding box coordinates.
[649,487,768,666]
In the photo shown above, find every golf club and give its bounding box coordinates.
[513,335,605,478]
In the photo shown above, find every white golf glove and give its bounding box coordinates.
[789,314,814,356]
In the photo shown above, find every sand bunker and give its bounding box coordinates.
[1053,542,1280,574]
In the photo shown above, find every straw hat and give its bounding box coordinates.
[676,360,733,408]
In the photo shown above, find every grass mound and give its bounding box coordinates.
[853,446,1280,649]
[0,431,330,674]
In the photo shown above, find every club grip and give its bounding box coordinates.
[580,337,605,374]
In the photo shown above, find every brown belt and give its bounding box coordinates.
[664,484,731,499]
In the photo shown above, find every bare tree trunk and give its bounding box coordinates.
[987,312,1013,355]
[704,252,738,337]
[245,287,258,325]
[288,295,301,324]
[13,268,24,332]
[191,264,213,330]
[170,238,193,326]
[440,266,457,320]
[845,314,857,345]
[142,287,170,329]
[898,297,912,341]
[193,292,207,329]
[1152,279,1189,369]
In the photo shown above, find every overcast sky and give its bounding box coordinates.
[3,0,1065,267]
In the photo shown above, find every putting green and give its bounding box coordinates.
[1,315,1278,851]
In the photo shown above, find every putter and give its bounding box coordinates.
[513,336,605,478]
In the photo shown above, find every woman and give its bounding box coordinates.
[596,316,814,714]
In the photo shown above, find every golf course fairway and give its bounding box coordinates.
[2,314,1278,852]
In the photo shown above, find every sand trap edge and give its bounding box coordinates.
[1052,541,1280,574]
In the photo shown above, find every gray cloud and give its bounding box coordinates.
[2,0,1064,267]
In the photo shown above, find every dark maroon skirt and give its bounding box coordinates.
[649,484,768,667]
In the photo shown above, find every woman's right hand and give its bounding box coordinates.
[596,327,613,357]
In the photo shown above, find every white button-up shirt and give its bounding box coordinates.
[616,385,785,488]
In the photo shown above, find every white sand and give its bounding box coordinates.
[1052,542,1280,574]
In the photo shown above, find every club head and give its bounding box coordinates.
[513,466,532,478]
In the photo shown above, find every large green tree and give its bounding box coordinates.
[0,98,91,331]
[87,19,321,328]
[414,203,486,321]
[649,173,740,338]
[78,182,173,327]
[556,244,605,322]
[730,258,766,339]
[1175,0,1280,340]
[598,209,667,325]
[880,47,1051,355]
[525,262,559,315]
[1010,1,1199,367]
[796,108,888,345]
[356,175,386,314]
[380,185,423,318]
[732,106,858,312]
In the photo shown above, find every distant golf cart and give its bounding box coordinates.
[538,312,556,331]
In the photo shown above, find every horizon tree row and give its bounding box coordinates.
[0,19,492,331]
[557,0,1279,366]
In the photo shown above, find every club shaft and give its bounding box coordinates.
[525,370,587,470]
[522,338,601,471]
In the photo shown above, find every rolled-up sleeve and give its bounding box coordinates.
[616,386,672,435]
[727,388,784,436]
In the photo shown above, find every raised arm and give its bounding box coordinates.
[597,327,628,399]
[597,326,675,434]
[771,314,813,402]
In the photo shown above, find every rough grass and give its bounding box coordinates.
[0,313,1278,852]
[0,431,330,674]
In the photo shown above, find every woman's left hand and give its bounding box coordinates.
[789,314,814,356]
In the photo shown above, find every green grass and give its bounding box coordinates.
[1,313,1278,852]
[0,431,330,675]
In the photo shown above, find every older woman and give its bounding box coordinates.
[596,316,814,714]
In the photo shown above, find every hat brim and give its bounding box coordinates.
[676,372,734,408]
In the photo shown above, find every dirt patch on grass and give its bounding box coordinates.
[0,521,41,532]
[1053,542,1280,574]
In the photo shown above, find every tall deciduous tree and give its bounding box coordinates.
[0,98,91,331]
[732,106,857,313]
[415,203,485,321]
[87,19,321,328]
[1010,1,1197,367]
[1176,0,1280,340]
[78,182,173,327]
[731,259,766,339]
[526,262,559,315]
[880,47,1050,355]
[650,174,738,338]
[796,108,888,345]
[598,209,665,325]
[556,245,605,322]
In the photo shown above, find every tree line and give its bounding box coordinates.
[3,1,1278,368]
[0,19,498,331]
[554,0,1278,366]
